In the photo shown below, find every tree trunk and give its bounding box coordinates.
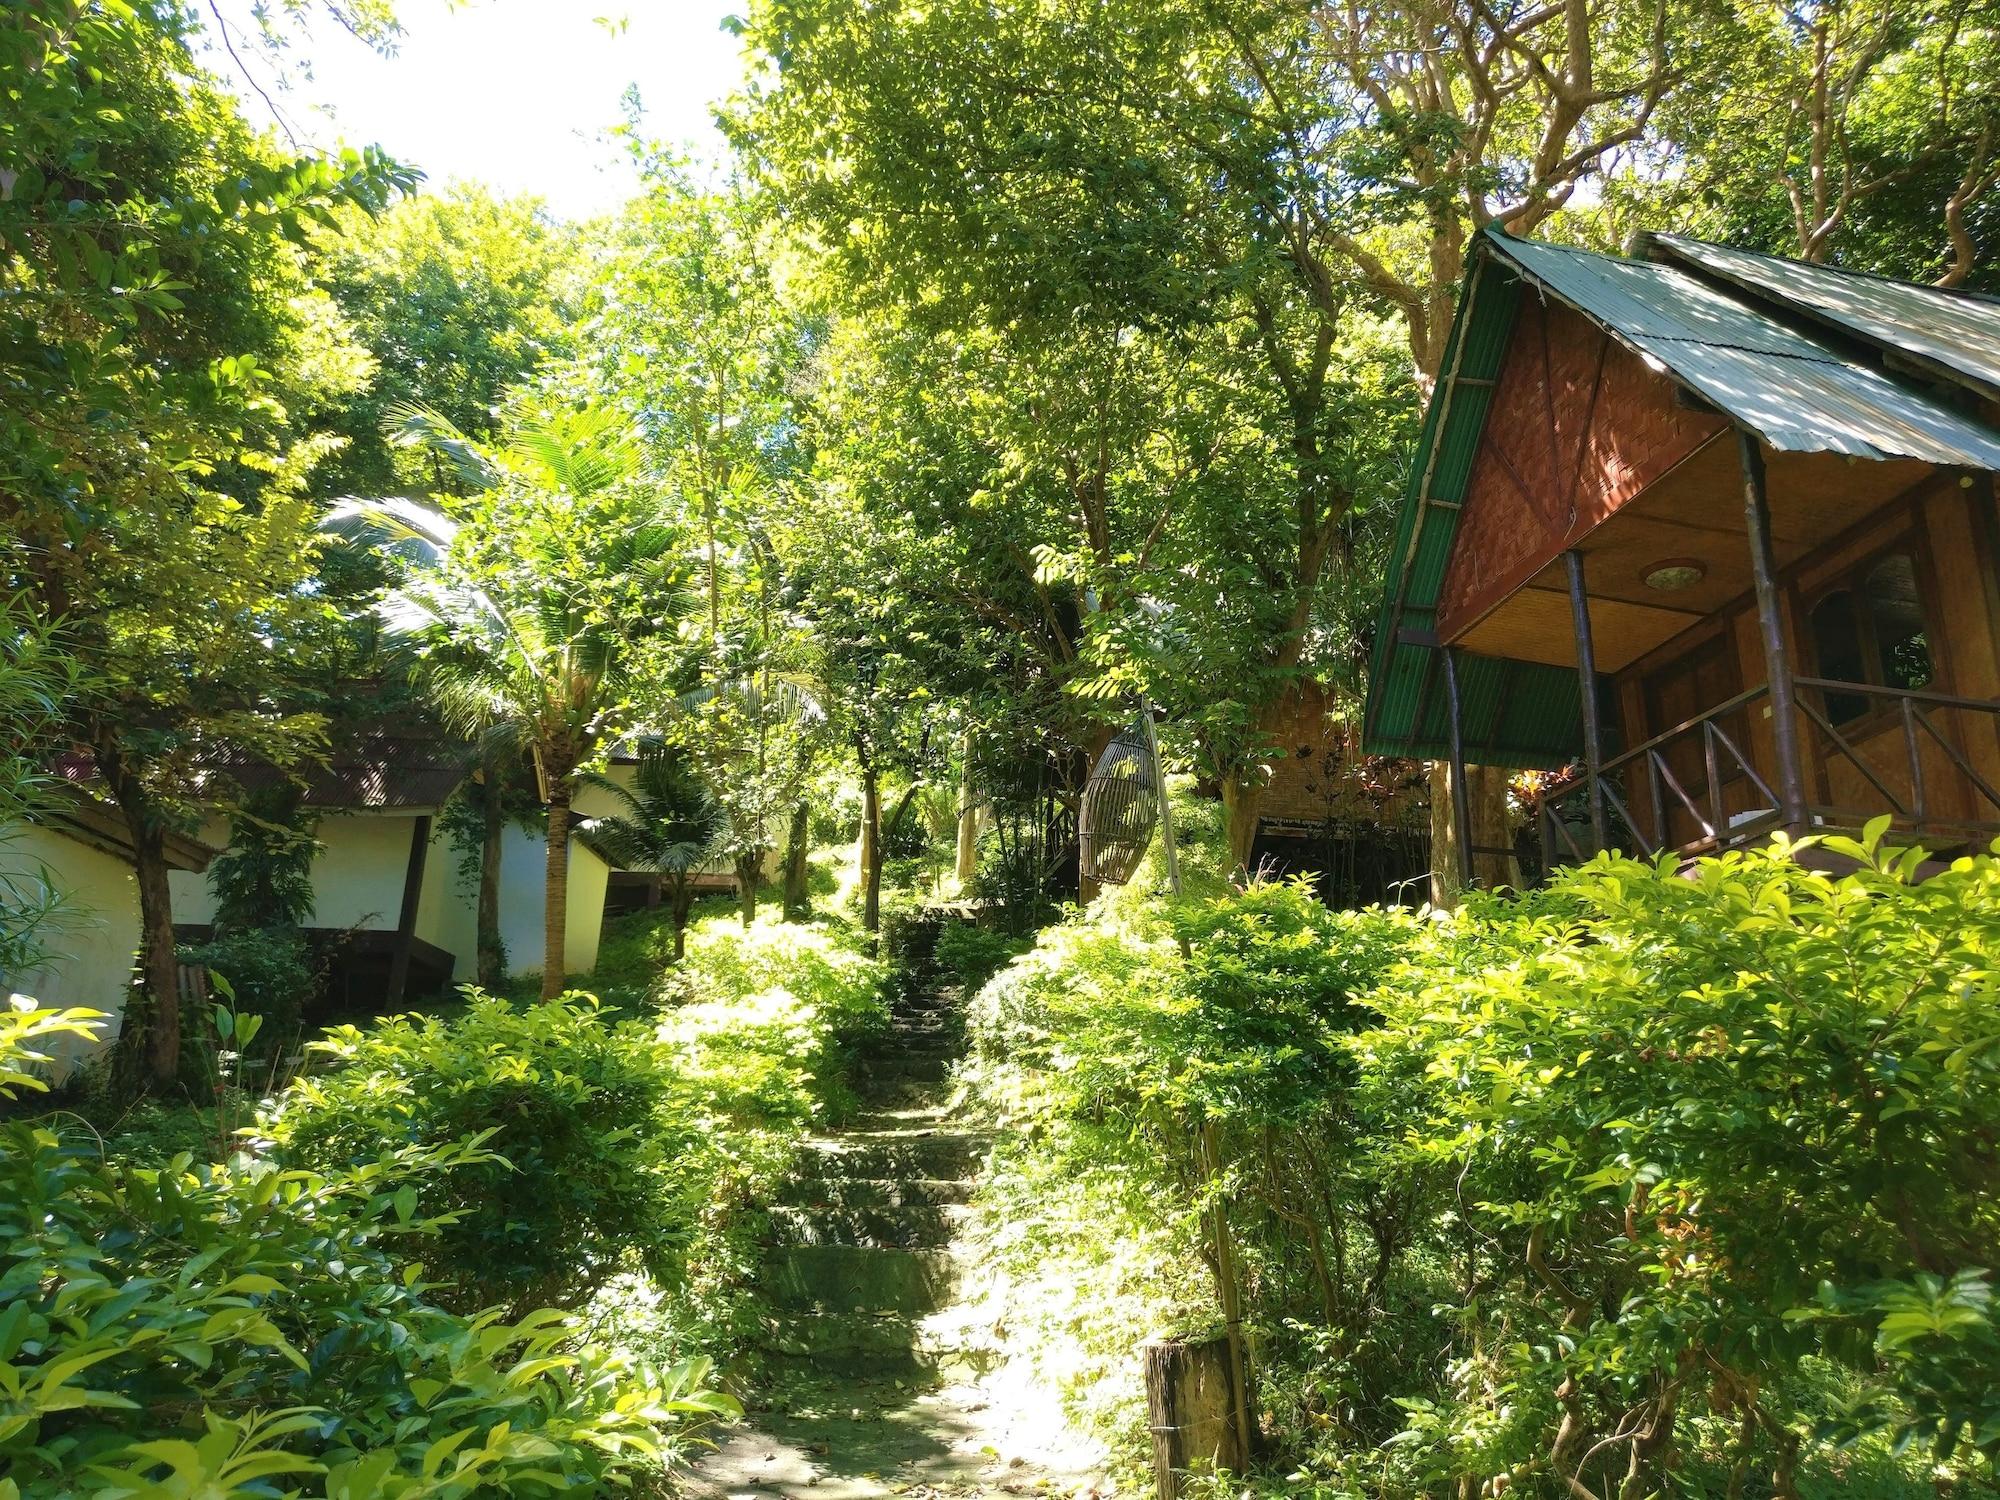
[1220,775,1263,877]
[541,787,571,1001]
[954,731,977,888]
[861,767,882,933]
[129,822,181,1091]
[783,801,811,918]
[476,763,505,991]
[99,745,180,1097]
[736,849,760,928]
[1428,762,1516,907]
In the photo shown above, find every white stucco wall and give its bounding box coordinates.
[1,826,139,1072]
[167,807,614,994]
[495,825,609,982]
[165,816,232,926]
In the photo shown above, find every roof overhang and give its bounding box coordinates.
[39,792,217,874]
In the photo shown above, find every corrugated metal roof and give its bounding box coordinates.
[1362,253,1588,768]
[1486,232,2000,468]
[1644,232,2000,404]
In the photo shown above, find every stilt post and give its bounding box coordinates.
[1737,429,1807,831]
[1443,647,1474,890]
[1563,549,1609,852]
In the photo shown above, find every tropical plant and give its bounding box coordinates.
[2,0,417,1093]
[584,746,726,961]
[0,1009,735,1500]
[334,400,691,997]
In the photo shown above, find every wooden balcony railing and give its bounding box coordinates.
[1534,677,2000,867]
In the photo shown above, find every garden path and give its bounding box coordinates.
[686,939,1111,1500]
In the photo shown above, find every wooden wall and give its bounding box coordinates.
[1436,295,1724,643]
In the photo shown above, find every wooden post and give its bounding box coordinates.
[1141,709,1183,903]
[1144,1335,1250,1500]
[1737,429,1807,831]
[1563,550,1609,852]
[1443,648,1474,890]
[385,813,432,1007]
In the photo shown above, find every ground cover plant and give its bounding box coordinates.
[964,824,2000,1497]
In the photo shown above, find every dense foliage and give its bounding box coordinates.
[261,908,886,1350]
[966,824,2000,1496]
[0,1009,730,1500]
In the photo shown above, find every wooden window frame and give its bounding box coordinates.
[1800,529,1944,738]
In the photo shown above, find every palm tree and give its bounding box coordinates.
[582,746,726,961]
[331,402,689,999]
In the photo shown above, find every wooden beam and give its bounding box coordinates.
[1564,551,1610,851]
[385,814,432,1008]
[1738,431,1807,831]
[1443,648,1474,889]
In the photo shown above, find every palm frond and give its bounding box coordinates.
[385,403,501,490]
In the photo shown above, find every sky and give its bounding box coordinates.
[205,0,748,219]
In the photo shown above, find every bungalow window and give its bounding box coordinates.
[1806,548,1934,727]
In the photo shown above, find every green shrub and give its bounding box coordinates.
[177,925,318,1049]
[0,1006,733,1500]
[933,921,1029,991]
[965,829,2000,1495]
[1351,828,2000,1493]
[258,994,681,1311]
[262,913,888,1359]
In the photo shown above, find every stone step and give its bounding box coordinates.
[768,1200,970,1249]
[778,1175,973,1211]
[795,1128,987,1181]
[765,1244,958,1315]
[747,1311,1001,1379]
[859,1053,954,1084]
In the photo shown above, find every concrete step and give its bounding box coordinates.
[768,1200,970,1249]
[778,1174,973,1211]
[795,1128,987,1181]
[859,1052,954,1085]
[765,1244,958,1315]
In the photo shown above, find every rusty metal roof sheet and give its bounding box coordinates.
[1642,232,2000,404]
[1484,231,2000,470]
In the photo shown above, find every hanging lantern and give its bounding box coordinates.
[1078,719,1160,887]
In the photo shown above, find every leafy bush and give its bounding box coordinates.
[263,911,888,1357]
[965,828,2000,1496]
[177,925,318,1049]
[259,994,683,1311]
[0,1005,732,1500]
[1349,827,2000,1495]
[933,921,1029,991]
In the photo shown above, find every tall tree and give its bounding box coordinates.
[2,0,412,1090]
[312,185,583,496]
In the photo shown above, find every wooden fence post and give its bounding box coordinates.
[1144,1334,1250,1499]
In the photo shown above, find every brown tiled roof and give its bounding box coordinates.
[223,723,473,811]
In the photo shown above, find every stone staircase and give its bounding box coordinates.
[748,919,992,1384]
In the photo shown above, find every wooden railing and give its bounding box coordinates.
[1793,677,2000,838]
[1537,683,1777,863]
[1534,677,2000,867]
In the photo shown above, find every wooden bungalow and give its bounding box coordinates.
[1363,229,2000,883]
